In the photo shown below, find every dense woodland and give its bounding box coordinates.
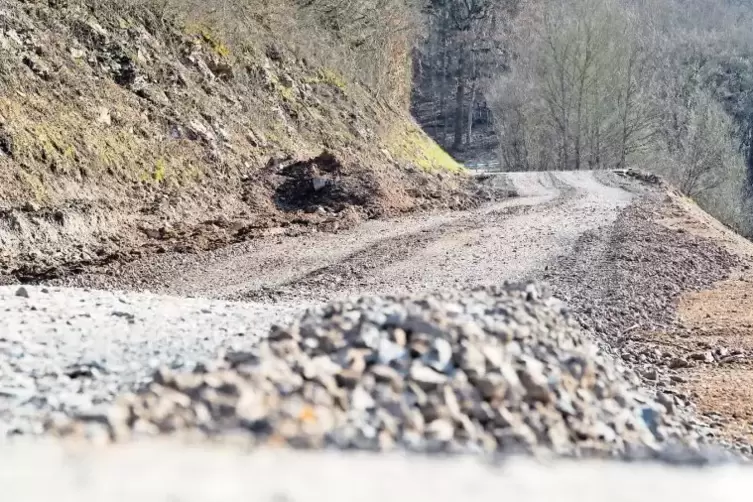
[411,0,753,235]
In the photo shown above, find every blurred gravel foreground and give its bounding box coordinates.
[2,441,751,502]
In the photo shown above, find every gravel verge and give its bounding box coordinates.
[544,192,750,454]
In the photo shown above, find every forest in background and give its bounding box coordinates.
[411,0,753,236]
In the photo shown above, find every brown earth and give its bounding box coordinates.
[672,280,753,442]
[656,196,753,445]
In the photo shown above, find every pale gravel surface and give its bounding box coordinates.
[2,442,751,501]
[53,171,636,302]
[0,286,302,436]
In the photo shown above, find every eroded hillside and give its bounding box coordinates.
[0,0,481,282]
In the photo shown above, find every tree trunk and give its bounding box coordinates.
[453,52,466,151]
[467,78,476,147]
[466,46,477,147]
[439,20,448,145]
[618,52,636,170]
[746,123,753,193]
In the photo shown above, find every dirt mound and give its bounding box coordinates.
[249,151,376,215]
[276,153,360,212]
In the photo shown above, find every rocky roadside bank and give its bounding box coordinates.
[545,190,753,455]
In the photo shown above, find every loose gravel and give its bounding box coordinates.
[544,193,752,454]
[45,171,633,302]
[3,172,632,441]
[53,283,741,463]
[2,170,749,472]
[0,286,301,436]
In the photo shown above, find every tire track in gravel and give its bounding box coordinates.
[156,170,622,304]
[46,171,634,305]
[235,172,582,303]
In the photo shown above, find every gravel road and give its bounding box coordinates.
[54,170,635,302]
[0,171,636,436]
[0,286,301,436]
[8,170,746,498]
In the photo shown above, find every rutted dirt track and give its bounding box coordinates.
[51,170,635,302]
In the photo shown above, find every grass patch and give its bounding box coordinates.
[19,170,48,202]
[153,157,167,183]
[389,124,464,173]
[318,68,347,91]
[278,84,295,102]
[304,68,347,92]
[185,23,231,58]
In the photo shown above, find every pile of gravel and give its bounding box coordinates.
[52,283,731,461]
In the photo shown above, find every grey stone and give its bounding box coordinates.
[518,358,551,403]
[377,338,407,365]
[46,282,741,461]
[424,338,453,373]
[426,418,454,442]
[409,363,448,389]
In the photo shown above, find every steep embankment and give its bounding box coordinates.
[0,1,478,283]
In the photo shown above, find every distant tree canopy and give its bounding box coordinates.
[412,0,753,235]
[411,0,519,153]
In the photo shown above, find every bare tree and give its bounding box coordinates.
[412,0,519,153]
